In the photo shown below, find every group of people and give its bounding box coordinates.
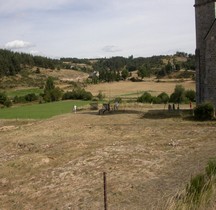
[168,102,193,111]
[168,103,177,111]
[72,100,120,114]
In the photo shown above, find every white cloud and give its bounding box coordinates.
[5,40,34,50]
[102,45,122,53]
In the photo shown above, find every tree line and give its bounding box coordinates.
[0,49,195,80]
[90,53,195,83]
[0,49,62,76]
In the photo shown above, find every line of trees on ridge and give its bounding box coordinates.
[0,49,195,82]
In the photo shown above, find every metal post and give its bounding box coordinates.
[103,172,107,210]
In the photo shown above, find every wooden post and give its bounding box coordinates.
[103,172,107,210]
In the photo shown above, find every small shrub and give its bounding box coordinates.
[82,91,93,100]
[13,96,26,103]
[137,92,152,103]
[0,92,7,105]
[194,103,215,121]
[0,92,12,107]
[157,92,169,104]
[25,93,38,102]
[151,96,162,104]
[4,99,12,107]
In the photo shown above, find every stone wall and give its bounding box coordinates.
[205,23,216,107]
[195,0,216,107]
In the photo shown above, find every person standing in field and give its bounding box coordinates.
[73,105,77,113]
[190,101,192,109]
[114,101,119,110]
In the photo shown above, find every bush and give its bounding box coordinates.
[43,87,62,102]
[151,96,162,104]
[157,92,169,104]
[62,88,93,101]
[13,96,27,103]
[4,99,12,107]
[137,92,152,103]
[194,103,215,121]
[25,93,38,102]
[0,92,12,107]
[0,92,7,105]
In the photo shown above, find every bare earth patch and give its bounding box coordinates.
[0,107,216,210]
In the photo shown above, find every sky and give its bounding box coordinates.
[0,0,196,58]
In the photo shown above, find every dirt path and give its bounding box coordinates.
[0,109,216,210]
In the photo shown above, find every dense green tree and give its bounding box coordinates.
[121,69,129,80]
[43,77,62,102]
[165,61,173,74]
[44,77,55,93]
[185,89,196,102]
[138,65,150,79]
[169,85,185,104]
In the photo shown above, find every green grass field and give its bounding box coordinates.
[6,88,43,98]
[0,100,92,119]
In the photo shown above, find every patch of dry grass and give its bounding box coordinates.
[86,80,195,99]
[0,104,216,209]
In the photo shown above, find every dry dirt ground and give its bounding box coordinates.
[0,105,216,210]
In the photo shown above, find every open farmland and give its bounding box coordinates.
[0,103,216,209]
[1,79,214,210]
[86,79,195,99]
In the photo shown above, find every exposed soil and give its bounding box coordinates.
[0,107,216,210]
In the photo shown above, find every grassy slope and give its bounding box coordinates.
[0,100,91,119]
[6,88,43,97]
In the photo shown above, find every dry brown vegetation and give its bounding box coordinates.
[1,78,214,210]
[1,99,216,209]
[86,79,195,99]
[0,68,89,90]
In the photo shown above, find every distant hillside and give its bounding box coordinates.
[0,49,195,89]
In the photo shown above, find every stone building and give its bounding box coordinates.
[194,0,216,107]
